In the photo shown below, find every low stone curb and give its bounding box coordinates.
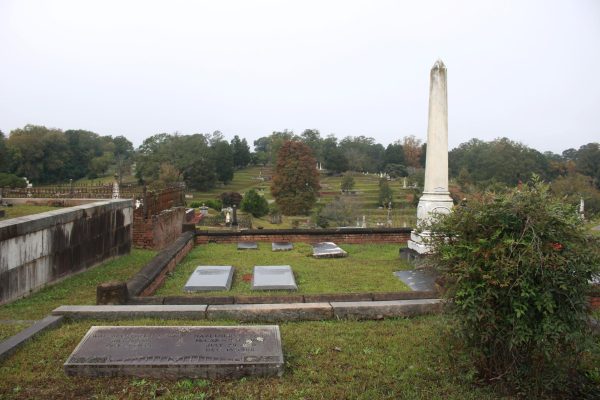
[51,299,443,321]
[52,305,207,320]
[127,291,438,306]
[207,303,333,322]
[0,315,64,362]
[331,299,443,320]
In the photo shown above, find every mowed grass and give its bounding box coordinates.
[0,204,61,221]
[0,317,506,400]
[0,249,156,330]
[156,243,411,296]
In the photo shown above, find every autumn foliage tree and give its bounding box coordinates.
[271,141,320,215]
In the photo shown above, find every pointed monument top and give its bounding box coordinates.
[432,59,446,70]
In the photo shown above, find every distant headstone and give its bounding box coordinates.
[184,266,234,291]
[199,206,209,216]
[272,242,293,251]
[64,325,284,378]
[238,242,258,250]
[252,266,298,290]
[312,242,348,258]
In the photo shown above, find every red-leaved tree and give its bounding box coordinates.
[271,141,320,215]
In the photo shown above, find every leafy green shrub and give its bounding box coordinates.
[188,201,203,208]
[340,173,355,193]
[427,179,600,397]
[220,192,242,207]
[205,199,222,211]
[240,189,269,217]
[0,173,26,188]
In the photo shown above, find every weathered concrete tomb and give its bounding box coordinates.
[184,266,234,292]
[271,242,293,251]
[251,266,298,291]
[237,242,258,250]
[312,242,348,258]
[64,325,284,378]
[0,200,132,305]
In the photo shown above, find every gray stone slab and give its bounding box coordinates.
[312,242,348,258]
[394,269,438,291]
[237,242,258,250]
[331,299,443,320]
[52,305,207,319]
[207,303,332,321]
[64,325,284,378]
[272,242,293,251]
[0,315,64,362]
[184,266,234,291]
[252,266,298,291]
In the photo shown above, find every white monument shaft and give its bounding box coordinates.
[408,60,454,254]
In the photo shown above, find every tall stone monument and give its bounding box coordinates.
[407,60,454,254]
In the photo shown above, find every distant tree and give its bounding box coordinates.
[340,173,355,193]
[378,178,393,206]
[300,129,323,162]
[0,173,26,188]
[240,189,269,217]
[271,140,320,215]
[551,173,600,217]
[212,140,234,184]
[316,196,358,227]
[384,141,405,166]
[231,135,251,168]
[339,136,384,172]
[220,192,243,207]
[574,142,600,188]
[384,163,408,178]
[322,136,348,173]
[402,135,423,168]
[157,162,182,186]
[0,131,10,172]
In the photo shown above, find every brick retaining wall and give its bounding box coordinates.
[195,227,412,245]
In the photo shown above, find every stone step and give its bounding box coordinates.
[52,299,442,321]
[0,315,64,362]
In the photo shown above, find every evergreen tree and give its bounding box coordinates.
[271,140,320,215]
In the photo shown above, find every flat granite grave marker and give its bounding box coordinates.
[64,325,284,378]
[237,242,258,250]
[272,242,293,251]
[252,266,298,290]
[184,266,234,291]
[312,242,348,258]
[394,269,438,291]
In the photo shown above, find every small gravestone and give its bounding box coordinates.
[272,242,293,252]
[184,266,234,291]
[238,242,258,250]
[312,242,348,258]
[64,325,284,378]
[394,269,437,291]
[252,266,298,290]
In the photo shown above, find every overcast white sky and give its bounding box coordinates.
[1,0,598,153]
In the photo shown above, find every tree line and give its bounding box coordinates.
[1,125,598,199]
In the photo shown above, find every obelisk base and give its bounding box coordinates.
[408,192,454,255]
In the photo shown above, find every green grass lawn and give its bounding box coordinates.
[0,249,156,340]
[156,243,411,296]
[0,204,61,221]
[0,316,507,400]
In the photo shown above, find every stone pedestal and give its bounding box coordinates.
[407,60,453,255]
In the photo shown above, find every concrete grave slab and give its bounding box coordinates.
[394,269,438,291]
[64,325,284,378]
[271,242,293,251]
[312,242,348,258]
[184,266,234,291]
[251,266,298,291]
[237,242,258,250]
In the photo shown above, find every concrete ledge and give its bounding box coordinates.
[0,315,64,362]
[52,305,207,319]
[331,299,443,320]
[207,303,333,321]
[304,293,373,303]
[234,295,304,304]
[163,296,235,305]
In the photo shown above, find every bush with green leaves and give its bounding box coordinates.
[340,173,355,193]
[240,189,269,217]
[427,179,600,397]
[0,173,26,188]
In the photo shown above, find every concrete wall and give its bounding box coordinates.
[0,200,132,305]
[195,227,412,245]
[132,207,186,250]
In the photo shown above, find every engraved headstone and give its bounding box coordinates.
[252,266,298,290]
[238,242,258,250]
[64,325,284,378]
[184,266,234,291]
[312,242,348,258]
[271,242,293,252]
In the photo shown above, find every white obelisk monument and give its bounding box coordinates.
[407,60,454,254]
